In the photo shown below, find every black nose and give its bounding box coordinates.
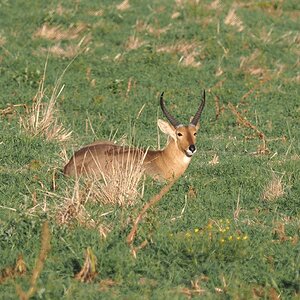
[189,144,196,152]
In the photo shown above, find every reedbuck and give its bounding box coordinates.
[64,91,206,182]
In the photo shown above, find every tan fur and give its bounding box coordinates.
[64,120,200,182]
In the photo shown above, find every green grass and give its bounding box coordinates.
[0,0,299,299]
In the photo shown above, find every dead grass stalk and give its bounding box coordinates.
[228,102,269,154]
[16,221,51,300]
[127,178,178,256]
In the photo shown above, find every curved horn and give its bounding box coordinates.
[190,90,206,126]
[160,92,181,128]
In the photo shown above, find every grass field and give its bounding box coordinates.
[0,0,299,299]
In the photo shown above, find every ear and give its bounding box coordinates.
[157,119,176,140]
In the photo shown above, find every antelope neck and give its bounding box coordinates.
[163,139,191,165]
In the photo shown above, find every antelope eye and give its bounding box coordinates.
[177,132,183,137]
[194,132,197,136]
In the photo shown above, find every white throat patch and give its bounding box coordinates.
[183,155,192,164]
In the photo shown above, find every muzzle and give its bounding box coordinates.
[186,144,197,157]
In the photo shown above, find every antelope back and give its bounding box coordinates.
[63,142,146,178]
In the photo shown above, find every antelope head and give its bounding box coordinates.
[158,90,206,158]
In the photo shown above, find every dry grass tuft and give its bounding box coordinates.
[55,179,93,225]
[259,27,274,44]
[0,255,27,284]
[37,35,91,58]
[209,154,219,165]
[239,49,270,79]
[125,35,145,50]
[262,173,285,201]
[224,6,244,32]
[208,0,222,10]
[39,44,80,58]
[88,9,104,16]
[0,34,6,47]
[157,41,202,67]
[99,278,119,292]
[171,12,181,19]
[75,247,98,283]
[179,276,207,297]
[175,0,201,7]
[20,59,72,142]
[135,19,170,37]
[116,0,130,11]
[34,23,86,41]
[34,22,91,58]
[49,176,111,238]
[88,147,146,207]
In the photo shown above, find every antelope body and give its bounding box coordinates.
[64,91,206,182]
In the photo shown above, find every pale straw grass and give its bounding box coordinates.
[20,58,72,142]
[157,41,202,67]
[0,34,6,46]
[125,35,145,50]
[116,0,130,11]
[34,23,86,41]
[88,146,147,207]
[38,36,91,58]
[224,5,244,32]
[262,173,285,201]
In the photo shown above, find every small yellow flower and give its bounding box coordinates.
[220,239,225,243]
[243,235,248,240]
[194,228,199,233]
[236,236,241,240]
[228,236,233,241]
[226,226,230,230]
[185,232,191,238]
[207,223,213,230]
[226,219,230,224]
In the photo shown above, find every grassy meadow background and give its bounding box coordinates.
[0,0,299,298]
